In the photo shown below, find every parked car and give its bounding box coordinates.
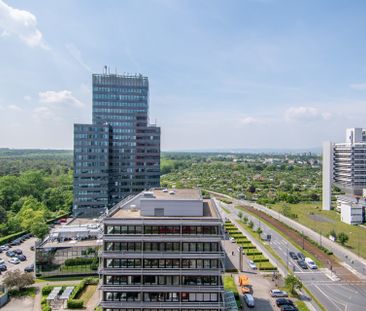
[276,298,294,307]
[280,305,298,311]
[6,250,16,257]
[270,289,288,297]
[0,245,10,251]
[305,257,318,269]
[13,249,23,255]
[297,252,305,260]
[248,260,257,270]
[24,264,34,272]
[10,240,21,246]
[289,251,298,260]
[17,254,27,261]
[297,260,308,269]
[244,293,255,307]
[9,257,20,264]
[0,264,7,271]
[0,259,5,265]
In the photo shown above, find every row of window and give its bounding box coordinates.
[94,101,147,108]
[75,133,109,139]
[104,292,220,303]
[104,242,221,253]
[75,141,109,146]
[104,258,222,269]
[105,225,220,235]
[93,86,147,93]
[94,94,147,101]
[104,275,221,286]
[75,148,108,153]
[94,108,146,115]
[74,126,109,132]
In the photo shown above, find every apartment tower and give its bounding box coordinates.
[73,70,160,217]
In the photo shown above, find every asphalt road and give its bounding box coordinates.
[238,197,366,278]
[220,201,366,311]
[0,237,36,283]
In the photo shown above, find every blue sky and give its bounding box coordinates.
[1,0,366,150]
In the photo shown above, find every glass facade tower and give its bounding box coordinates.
[73,73,160,217]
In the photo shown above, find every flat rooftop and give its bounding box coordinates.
[111,200,218,219]
[40,239,102,249]
[150,188,202,200]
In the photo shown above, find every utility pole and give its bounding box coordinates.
[286,242,289,270]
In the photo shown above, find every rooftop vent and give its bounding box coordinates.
[143,191,155,198]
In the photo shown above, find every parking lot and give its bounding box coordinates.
[0,237,36,282]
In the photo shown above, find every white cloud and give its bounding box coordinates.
[240,116,265,125]
[24,95,32,101]
[38,90,84,108]
[0,0,47,48]
[285,106,331,122]
[7,104,23,112]
[350,83,366,91]
[32,106,57,122]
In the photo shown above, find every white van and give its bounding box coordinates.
[305,257,317,269]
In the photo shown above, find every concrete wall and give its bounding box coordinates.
[140,199,203,216]
[322,141,333,211]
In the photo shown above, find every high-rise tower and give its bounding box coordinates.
[73,72,160,217]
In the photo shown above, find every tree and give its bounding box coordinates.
[329,229,337,240]
[256,227,263,235]
[284,274,302,295]
[238,211,243,219]
[30,221,49,239]
[338,232,349,246]
[248,220,254,229]
[243,216,248,224]
[0,205,7,223]
[3,269,34,290]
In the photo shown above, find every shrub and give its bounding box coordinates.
[67,299,84,309]
[42,286,53,296]
[64,257,95,266]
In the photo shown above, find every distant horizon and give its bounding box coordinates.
[0,146,321,154]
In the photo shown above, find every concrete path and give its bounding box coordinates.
[1,296,34,311]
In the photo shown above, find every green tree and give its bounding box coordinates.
[338,232,349,246]
[329,229,337,240]
[3,269,34,290]
[0,205,7,223]
[248,220,254,229]
[238,211,243,219]
[243,216,248,224]
[30,221,49,239]
[284,274,302,295]
[256,227,263,235]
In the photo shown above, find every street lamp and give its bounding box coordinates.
[286,242,289,270]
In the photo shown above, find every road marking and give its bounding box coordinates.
[314,284,347,311]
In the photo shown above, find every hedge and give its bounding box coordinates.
[67,299,84,309]
[67,277,99,308]
[64,257,96,266]
[0,231,26,245]
[41,286,54,296]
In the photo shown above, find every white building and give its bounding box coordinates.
[323,128,366,224]
[337,196,365,225]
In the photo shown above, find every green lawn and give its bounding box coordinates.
[78,284,97,304]
[295,301,310,311]
[9,287,37,297]
[223,275,241,308]
[271,202,366,259]
[36,275,84,283]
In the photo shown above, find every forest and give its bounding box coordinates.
[0,149,73,239]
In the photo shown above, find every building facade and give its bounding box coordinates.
[323,128,366,223]
[100,189,226,311]
[74,72,160,217]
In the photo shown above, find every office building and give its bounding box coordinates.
[74,71,160,217]
[323,128,366,224]
[100,188,226,311]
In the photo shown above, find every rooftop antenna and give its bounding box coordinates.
[104,65,107,74]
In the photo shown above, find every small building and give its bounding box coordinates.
[35,218,103,277]
[337,196,365,225]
